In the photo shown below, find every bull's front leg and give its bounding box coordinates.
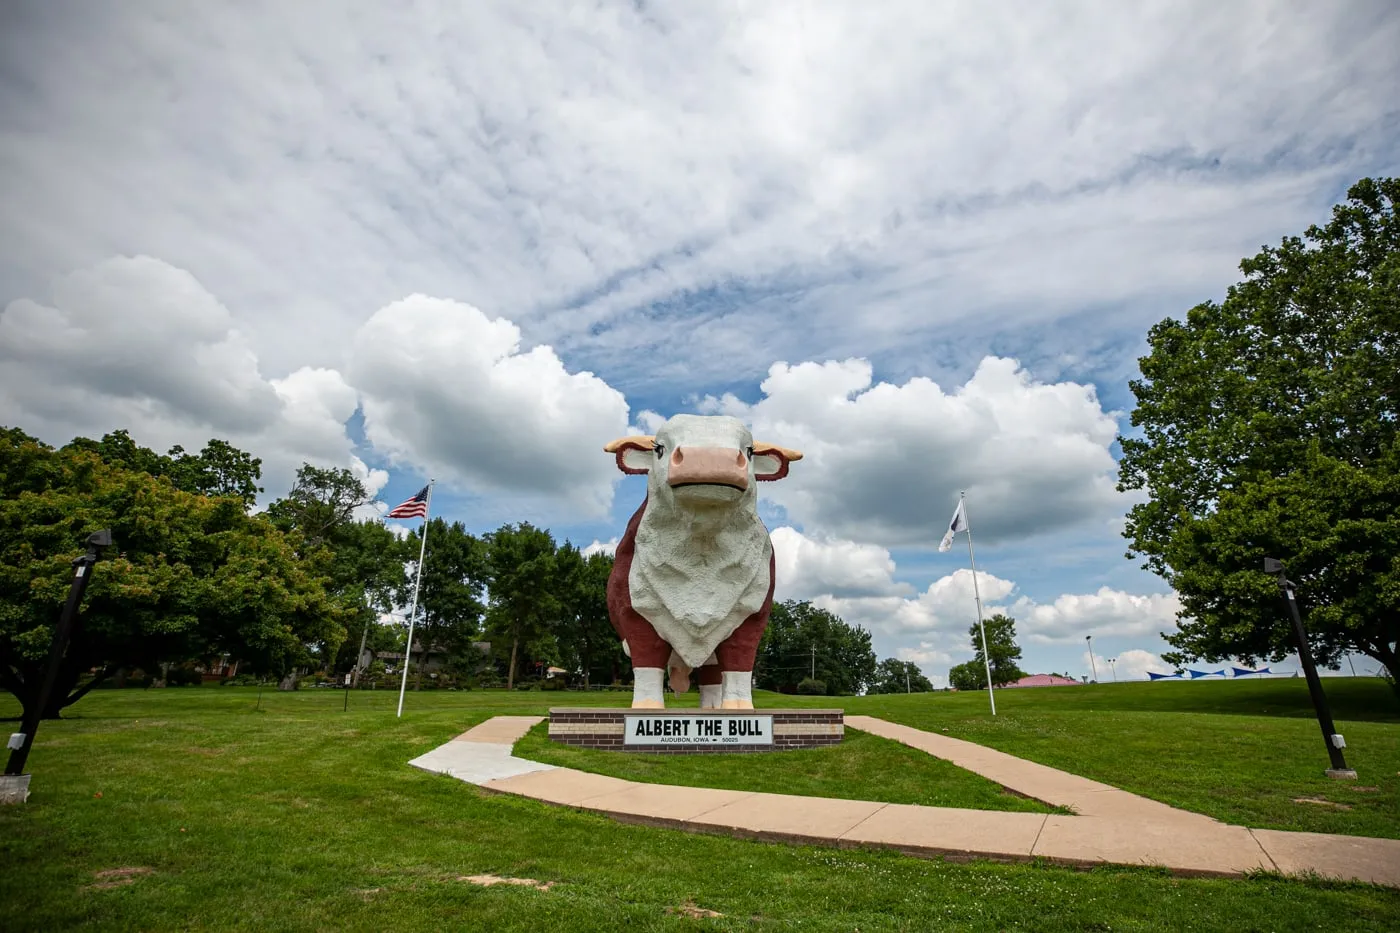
[714,611,768,710]
[620,614,672,709]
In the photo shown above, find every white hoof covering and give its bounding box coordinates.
[699,684,722,709]
[720,670,753,708]
[632,667,665,708]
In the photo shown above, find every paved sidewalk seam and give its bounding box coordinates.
[1029,813,1048,855]
[685,792,761,821]
[1246,829,1281,873]
[834,803,892,841]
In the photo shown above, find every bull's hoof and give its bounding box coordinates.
[632,699,665,709]
[721,699,754,710]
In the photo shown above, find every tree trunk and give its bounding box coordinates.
[59,665,118,712]
[1368,642,1400,698]
[278,672,298,691]
[414,639,428,690]
[582,639,592,689]
[507,633,520,690]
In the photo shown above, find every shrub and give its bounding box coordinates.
[165,666,203,687]
[796,677,827,696]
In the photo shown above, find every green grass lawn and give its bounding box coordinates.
[517,722,1064,812]
[1,682,1398,931]
[844,678,1400,839]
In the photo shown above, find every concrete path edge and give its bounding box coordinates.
[408,714,1400,888]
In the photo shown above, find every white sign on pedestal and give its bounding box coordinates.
[623,714,774,746]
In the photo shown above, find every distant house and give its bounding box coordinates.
[1002,673,1083,688]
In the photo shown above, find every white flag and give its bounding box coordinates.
[938,499,967,552]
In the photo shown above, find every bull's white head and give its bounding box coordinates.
[604,414,801,512]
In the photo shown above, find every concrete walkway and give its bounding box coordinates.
[408,715,1400,887]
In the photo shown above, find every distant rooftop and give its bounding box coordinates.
[1002,673,1083,688]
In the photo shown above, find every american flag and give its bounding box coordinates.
[386,484,430,519]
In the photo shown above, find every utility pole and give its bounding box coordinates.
[4,531,113,803]
[1108,658,1118,682]
[1264,558,1356,779]
[906,666,911,694]
[810,643,816,680]
[1086,635,1098,683]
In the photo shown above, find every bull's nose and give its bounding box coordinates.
[667,446,749,491]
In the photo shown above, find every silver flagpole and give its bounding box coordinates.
[396,480,435,718]
[960,491,997,716]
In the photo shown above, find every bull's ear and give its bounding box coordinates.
[752,442,802,482]
[604,435,655,475]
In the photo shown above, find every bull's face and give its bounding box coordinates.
[604,414,801,510]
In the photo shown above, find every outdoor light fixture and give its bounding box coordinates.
[2,530,114,802]
[1264,557,1356,779]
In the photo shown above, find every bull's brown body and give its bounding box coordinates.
[607,497,775,691]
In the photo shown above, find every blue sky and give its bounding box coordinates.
[2,1,1397,685]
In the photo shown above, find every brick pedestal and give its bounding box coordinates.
[548,708,843,754]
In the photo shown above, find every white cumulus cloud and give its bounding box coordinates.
[770,526,911,601]
[702,356,1123,547]
[0,256,366,500]
[1015,588,1183,643]
[581,538,619,558]
[348,295,631,519]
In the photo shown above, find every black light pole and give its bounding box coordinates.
[1264,557,1356,779]
[4,531,113,792]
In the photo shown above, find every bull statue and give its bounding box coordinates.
[603,414,802,709]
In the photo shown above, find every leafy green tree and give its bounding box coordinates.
[754,600,877,696]
[401,518,488,688]
[1118,177,1400,688]
[869,658,935,694]
[65,430,263,507]
[947,614,1025,691]
[265,464,374,550]
[267,463,407,679]
[166,438,264,504]
[553,546,623,686]
[0,429,348,719]
[328,519,411,677]
[484,522,559,689]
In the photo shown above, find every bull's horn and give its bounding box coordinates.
[604,435,655,453]
[753,441,803,461]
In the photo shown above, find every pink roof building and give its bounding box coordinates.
[1001,673,1083,688]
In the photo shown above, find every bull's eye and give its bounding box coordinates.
[654,444,665,459]
[745,446,754,459]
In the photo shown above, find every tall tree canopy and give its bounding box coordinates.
[400,518,488,687]
[553,546,623,686]
[755,600,877,696]
[265,464,374,550]
[869,658,935,694]
[484,522,559,689]
[0,429,347,719]
[1117,177,1400,687]
[948,614,1025,691]
[268,464,409,680]
[66,430,263,507]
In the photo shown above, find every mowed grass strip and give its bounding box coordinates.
[516,722,1063,812]
[842,678,1400,839]
[1,687,1398,932]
